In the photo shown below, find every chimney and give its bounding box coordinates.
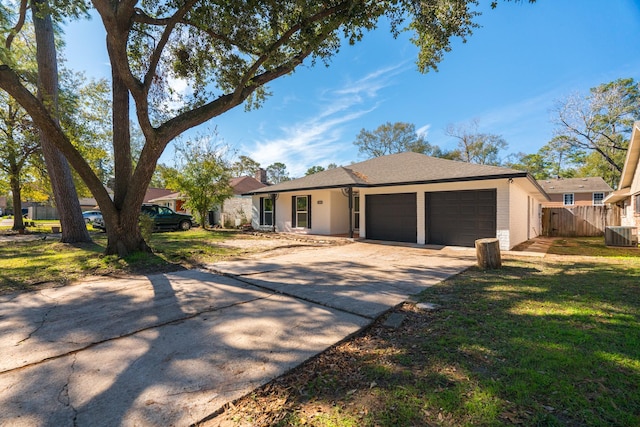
[255,168,268,184]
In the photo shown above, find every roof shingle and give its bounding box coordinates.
[247,152,529,194]
[537,177,613,194]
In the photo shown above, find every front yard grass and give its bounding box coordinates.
[548,236,639,257]
[0,229,249,294]
[207,255,640,427]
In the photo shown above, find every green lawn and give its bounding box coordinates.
[0,229,248,294]
[2,230,639,425]
[211,255,640,427]
[548,236,640,257]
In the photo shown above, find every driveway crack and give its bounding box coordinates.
[16,295,58,345]
[57,353,79,426]
[1,291,275,375]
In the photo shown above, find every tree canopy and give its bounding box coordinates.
[173,136,233,228]
[444,120,508,166]
[266,162,290,184]
[305,165,325,175]
[354,121,443,158]
[549,78,640,186]
[231,155,262,178]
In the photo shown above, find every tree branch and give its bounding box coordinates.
[0,65,115,212]
[236,1,351,95]
[142,0,198,91]
[5,0,29,50]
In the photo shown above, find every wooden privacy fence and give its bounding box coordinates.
[542,206,621,237]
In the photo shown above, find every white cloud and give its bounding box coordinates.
[416,124,431,138]
[160,75,192,112]
[247,64,406,177]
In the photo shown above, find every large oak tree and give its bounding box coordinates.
[550,78,640,187]
[0,0,515,256]
[353,121,441,158]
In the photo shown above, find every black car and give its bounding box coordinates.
[91,205,194,232]
[141,204,193,231]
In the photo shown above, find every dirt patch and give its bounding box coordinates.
[212,232,353,257]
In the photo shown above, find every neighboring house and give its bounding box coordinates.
[213,176,268,227]
[244,152,549,250]
[148,176,268,227]
[144,187,179,205]
[147,191,188,213]
[537,177,613,207]
[605,121,640,229]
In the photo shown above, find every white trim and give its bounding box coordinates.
[563,193,575,206]
[592,192,604,206]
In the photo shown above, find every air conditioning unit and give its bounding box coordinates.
[605,226,638,247]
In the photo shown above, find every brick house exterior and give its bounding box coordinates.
[537,177,613,208]
[149,173,268,227]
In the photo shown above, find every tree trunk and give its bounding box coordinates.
[475,238,502,269]
[103,205,150,257]
[100,40,151,256]
[10,174,24,231]
[31,0,90,243]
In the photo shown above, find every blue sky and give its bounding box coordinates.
[63,0,640,177]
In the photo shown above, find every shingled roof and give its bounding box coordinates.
[229,176,268,195]
[245,152,543,195]
[537,177,613,194]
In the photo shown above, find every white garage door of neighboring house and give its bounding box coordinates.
[426,189,497,247]
[365,193,417,243]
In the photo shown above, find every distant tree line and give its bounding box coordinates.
[350,78,639,188]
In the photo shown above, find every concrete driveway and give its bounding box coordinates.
[0,242,475,427]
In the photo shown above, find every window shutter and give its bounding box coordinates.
[291,195,297,228]
[271,195,276,227]
[307,195,312,229]
[259,197,264,225]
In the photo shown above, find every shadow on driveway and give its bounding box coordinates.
[0,243,473,426]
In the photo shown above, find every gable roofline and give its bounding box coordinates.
[619,121,640,190]
[243,153,548,199]
[245,172,533,195]
[537,177,613,194]
[605,121,640,204]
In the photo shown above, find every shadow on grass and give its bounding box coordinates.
[0,230,237,294]
[548,237,640,257]
[210,259,640,427]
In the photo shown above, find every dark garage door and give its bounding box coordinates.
[426,189,496,247]
[366,193,417,243]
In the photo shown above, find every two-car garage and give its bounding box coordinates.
[365,189,497,247]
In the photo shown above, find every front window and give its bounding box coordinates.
[593,192,604,206]
[296,196,308,228]
[563,193,574,206]
[635,194,640,214]
[261,197,273,225]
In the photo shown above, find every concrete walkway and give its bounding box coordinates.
[0,242,475,427]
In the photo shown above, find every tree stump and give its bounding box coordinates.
[475,238,502,269]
